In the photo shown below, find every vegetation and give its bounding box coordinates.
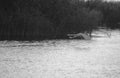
[0,0,120,40]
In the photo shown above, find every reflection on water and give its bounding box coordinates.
[0,30,120,78]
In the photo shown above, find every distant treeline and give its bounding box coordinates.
[0,0,120,40]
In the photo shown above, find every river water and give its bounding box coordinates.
[0,30,120,78]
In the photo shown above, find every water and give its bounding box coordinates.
[0,30,120,78]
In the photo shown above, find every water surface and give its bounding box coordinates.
[0,30,120,78]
